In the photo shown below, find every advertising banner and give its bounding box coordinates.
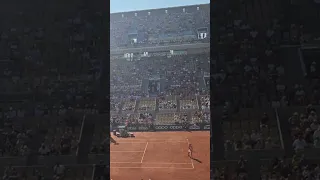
[203,124,210,130]
[189,124,201,130]
[154,125,183,131]
[126,123,210,132]
[127,126,149,131]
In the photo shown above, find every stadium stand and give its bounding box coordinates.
[0,0,109,179]
[109,4,210,179]
[212,0,320,179]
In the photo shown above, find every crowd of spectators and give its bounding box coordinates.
[110,4,209,48]
[260,154,320,179]
[109,95,210,127]
[109,6,211,119]
[201,95,210,110]
[192,111,210,124]
[210,0,320,179]
[2,162,95,180]
[212,155,248,179]
[158,97,177,111]
[287,104,320,153]
[180,97,198,110]
[0,0,109,178]
[222,108,281,151]
[213,154,320,180]
[110,53,210,98]
[0,127,33,157]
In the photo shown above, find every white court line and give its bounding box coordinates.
[140,142,149,163]
[186,138,195,169]
[115,139,186,141]
[110,162,192,164]
[113,142,149,144]
[110,151,143,153]
[110,162,141,163]
[110,166,194,169]
[116,141,186,143]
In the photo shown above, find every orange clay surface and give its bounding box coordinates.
[110,131,210,180]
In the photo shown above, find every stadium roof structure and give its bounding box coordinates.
[110,3,209,18]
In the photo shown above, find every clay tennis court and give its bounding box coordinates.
[110,131,210,180]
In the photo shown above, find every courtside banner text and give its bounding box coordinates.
[126,123,210,132]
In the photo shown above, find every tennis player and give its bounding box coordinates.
[188,143,193,159]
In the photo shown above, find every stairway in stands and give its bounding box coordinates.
[198,76,206,90]
[176,98,181,112]
[141,79,149,94]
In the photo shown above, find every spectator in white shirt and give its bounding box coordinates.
[250,30,258,38]
[53,163,65,176]
[58,106,66,116]
[20,145,30,156]
[314,127,320,140]
[311,120,319,131]
[84,104,91,113]
[289,112,300,125]
[250,130,261,142]
[38,144,50,155]
[17,108,25,118]
[296,89,305,96]
[293,136,307,152]
[265,137,277,149]
[280,96,288,107]
[91,104,98,114]
[9,107,16,118]
[314,137,320,148]
[308,111,317,122]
